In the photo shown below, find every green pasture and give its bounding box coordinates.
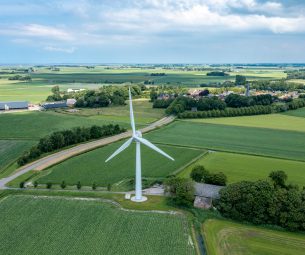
[0,103,161,140]
[145,121,305,161]
[0,195,194,255]
[187,113,305,132]
[0,140,35,177]
[179,152,305,186]
[36,142,204,187]
[204,219,305,255]
[282,107,305,118]
[58,99,164,124]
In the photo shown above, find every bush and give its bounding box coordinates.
[92,182,97,190]
[46,182,52,189]
[19,182,25,189]
[107,183,111,191]
[207,172,227,186]
[190,165,227,186]
[33,181,38,188]
[76,181,82,190]
[60,181,67,189]
[190,165,209,182]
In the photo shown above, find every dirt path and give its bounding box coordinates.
[0,116,175,189]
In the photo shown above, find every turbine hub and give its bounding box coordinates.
[135,130,142,137]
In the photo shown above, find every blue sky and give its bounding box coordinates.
[0,0,305,64]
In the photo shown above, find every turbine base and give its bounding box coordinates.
[131,196,147,202]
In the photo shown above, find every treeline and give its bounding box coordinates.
[178,99,305,119]
[17,124,126,166]
[164,93,275,115]
[287,71,305,79]
[217,171,305,231]
[206,71,229,76]
[150,73,166,76]
[46,85,145,108]
[252,80,305,91]
[8,75,31,81]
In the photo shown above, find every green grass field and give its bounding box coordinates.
[283,107,305,118]
[145,121,305,161]
[36,142,204,186]
[204,219,305,255]
[0,140,35,177]
[0,195,195,255]
[187,113,305,132]
[179,152,305,186]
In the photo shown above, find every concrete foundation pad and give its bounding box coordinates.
[131,196,147,202]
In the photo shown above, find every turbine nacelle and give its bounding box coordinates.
[134,130,142,138]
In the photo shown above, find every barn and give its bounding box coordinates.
[0,101,29,111]
[41,101,67,109]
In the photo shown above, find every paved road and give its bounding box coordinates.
[0,116,175,189]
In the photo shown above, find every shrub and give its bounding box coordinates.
[76,181,81,190]
[60,181,67,189]
[33,181,38,188]
[19,182,25,189]
[190,165,209,182]
[92,182,97,190]
[107,183,111,191]
[46,182,52,189]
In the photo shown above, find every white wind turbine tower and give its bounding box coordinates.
[105,88,174,202]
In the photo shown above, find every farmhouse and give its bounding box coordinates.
[41,101,67,109]
[194,183,224,209]
[0,101,28,111]
[67,88,85,93]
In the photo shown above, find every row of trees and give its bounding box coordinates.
[252,80,305,91]
[217,171,305,231]
[178,98,305,119]
[190,165,227,186]
[178,105,273,119]
[17,124,126,166]
[8,75,31,81]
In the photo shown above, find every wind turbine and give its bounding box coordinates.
[105,88,174,202]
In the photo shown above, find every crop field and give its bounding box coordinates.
[204,219,305,255]
[145,121,305,161]
[0,140,35,177]
[179,152,305,186]
[187,113,305,132]
[0,195,195,255]
[36,142,204,186]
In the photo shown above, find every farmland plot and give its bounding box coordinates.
[0,195,195,255]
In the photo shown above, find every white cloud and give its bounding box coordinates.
[44,46,77,53]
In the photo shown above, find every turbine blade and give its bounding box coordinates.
[129,87,136,135]
[105,138,133,162]
[136,137,174,161]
